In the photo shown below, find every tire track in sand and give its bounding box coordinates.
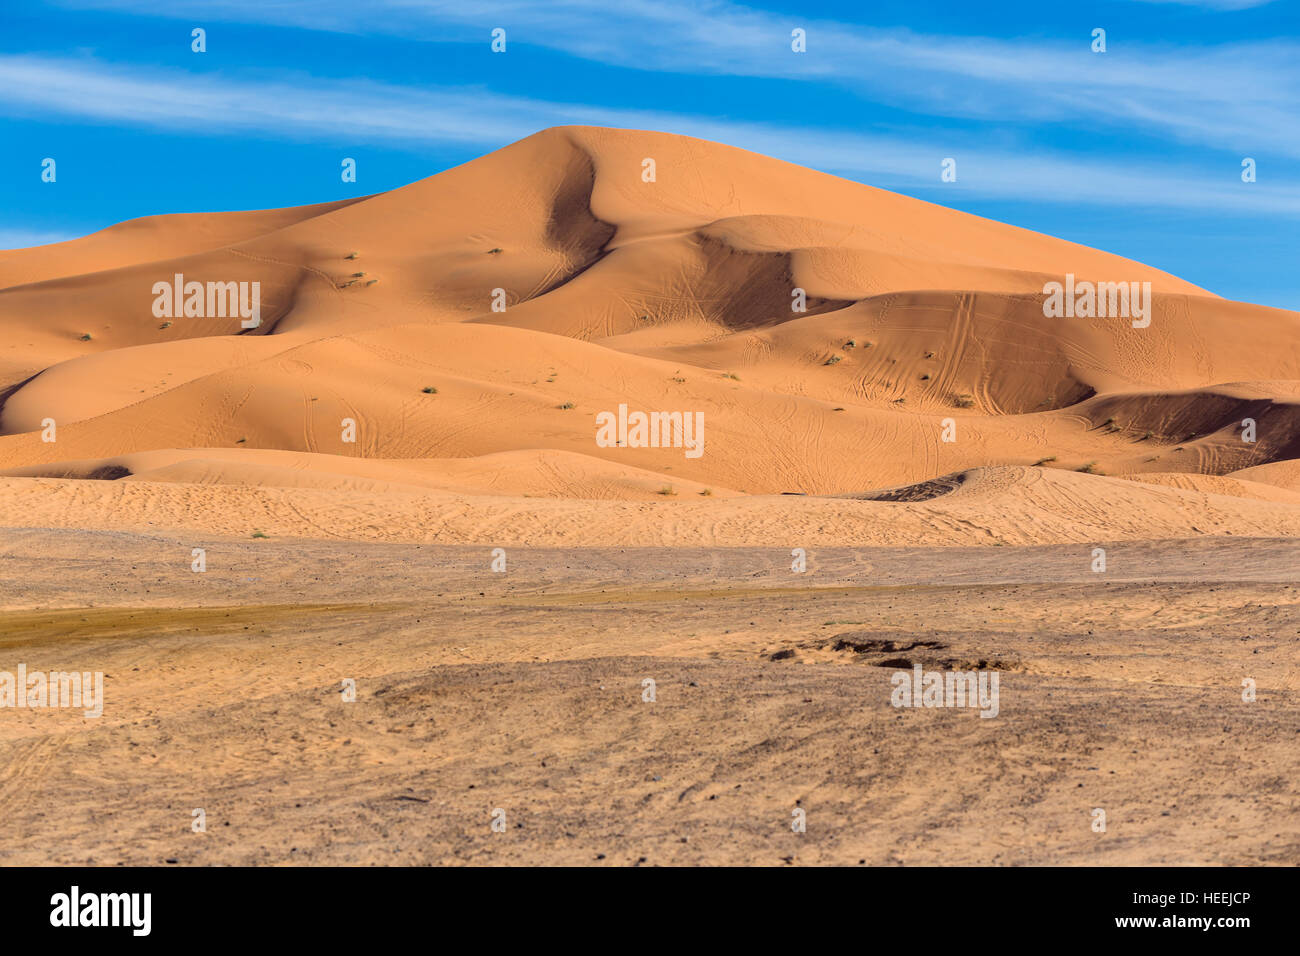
[0,735,69,826]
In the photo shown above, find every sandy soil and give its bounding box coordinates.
[0,529,1296,866]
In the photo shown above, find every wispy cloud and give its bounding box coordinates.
[1128,1,1277,9]
[0,228,79,250]
[1,54,1295,216]
[53,0,1300,157]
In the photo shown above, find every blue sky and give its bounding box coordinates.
[2,0,1297,308]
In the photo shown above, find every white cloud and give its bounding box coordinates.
[1128,1,1276,9]
[53,0,1300,157]
[0,228,79,251]
[1,54,1296,217]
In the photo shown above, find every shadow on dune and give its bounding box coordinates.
[832,472,967,502]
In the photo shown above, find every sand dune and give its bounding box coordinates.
[3,465,1299,547]
[0,447,736,499]
[1231,458,1300,492]
[2,126,1298,544]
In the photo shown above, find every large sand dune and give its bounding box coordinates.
[2,126,1298,543]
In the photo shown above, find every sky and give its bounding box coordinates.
[1,0,1297,308]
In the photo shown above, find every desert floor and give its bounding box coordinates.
[1,527,1295,866]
